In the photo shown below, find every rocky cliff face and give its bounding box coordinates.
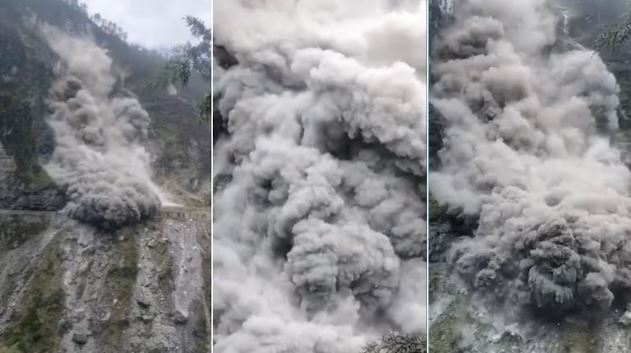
[0,212,211,353]
[0,10,66,211]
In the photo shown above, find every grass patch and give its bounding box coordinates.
[428,193,450,224]
[156,238,175,302]
[0,216,50,250]
[200,226,211,352]
[0,238,64,353]
[555,322,600,353]
[17,163,53,192]
[202,241,211,315]
[429,298,470,353]
[193,304,209,353]
[195,226,211,352]
[100,233,138,347]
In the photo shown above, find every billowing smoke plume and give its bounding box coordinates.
[44,31,161,230]
[213,0,427,351]
[431,0,631,317]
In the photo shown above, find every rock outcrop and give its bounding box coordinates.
[0,211,211,353]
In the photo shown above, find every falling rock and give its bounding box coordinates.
[72,332,89,345]
[620,311,631,327]
[140,314,154,323]
[137,295,152,308]
[173,309,188,324]
[136,286,152,309]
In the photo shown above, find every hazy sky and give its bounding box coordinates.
[83,0,211,49]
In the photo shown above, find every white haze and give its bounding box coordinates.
[213,0,427,351]
[431,0,631,317]
[44,30,166,230]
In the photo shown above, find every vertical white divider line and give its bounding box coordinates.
[210,0,214,351]
[425,0,431,351]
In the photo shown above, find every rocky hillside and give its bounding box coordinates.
[0,211,211,353]
[0,6,63,210]
[0,0,211,352]
[0,0,211,209]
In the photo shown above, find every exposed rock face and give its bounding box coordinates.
[0,212,210,353]
[0,7,67,212]
[0,141,66,211]
[0,1,211,214]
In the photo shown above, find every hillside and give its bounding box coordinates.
[0,0,211,351]
[0,0,211,210]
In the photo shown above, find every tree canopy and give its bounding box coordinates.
[152,16,211,121]
[595,13,631,52]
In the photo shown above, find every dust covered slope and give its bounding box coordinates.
[0,213,210,353]
[0,0,210,211]
[429,0,631,352]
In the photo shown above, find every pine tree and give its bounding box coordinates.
[596,13,631,51]
[151,16,211,121]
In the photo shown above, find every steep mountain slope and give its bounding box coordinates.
[0,212,210,353]
[0,0,211,209]
[0,0,211,351]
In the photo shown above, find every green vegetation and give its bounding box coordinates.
[151,16,211,121]
[429,299,470,353]
[156,237,175,302]
[0,238,64,353]
[0,216,50,251]
[0,36,55,191]
[192,301,210,353]
[596,12,631,52]
[144,93,211,200]
[5,0,160,83]
[428,194,450,224]
[101,233,139,347]
[198,241,212,353]
[152,123,190,172]
[555,322,600,353]
[17,164,53,192]
[202,243,211,317]
[3,0,211,206]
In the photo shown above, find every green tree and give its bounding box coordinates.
[596,13,631,51]
[152,16,211,121]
